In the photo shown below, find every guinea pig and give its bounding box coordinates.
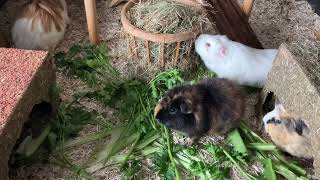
[194,34,278,88]
[11,0,69,50]
[262,99,313,159]
[154,77,245,143]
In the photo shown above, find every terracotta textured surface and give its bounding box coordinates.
[0,48,46,127]
[0,48,55,180]
[261,44,320,179]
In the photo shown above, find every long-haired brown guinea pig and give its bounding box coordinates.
[154,77,245,143]
[11,0,69,50]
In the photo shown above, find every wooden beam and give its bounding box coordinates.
[204,0,263,49]
[84,0,99,45]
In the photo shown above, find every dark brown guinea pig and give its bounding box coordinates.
[154,77,245,143]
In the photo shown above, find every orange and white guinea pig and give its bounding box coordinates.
[11,0,69,50]
[263,99,313,159]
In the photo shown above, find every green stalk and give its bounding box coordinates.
[86,146,160,173]
[164,127,181,180]
[120,133,141,169]
[240,122,266,143]
[272,151,306,176]
[136,131,161,150]
[263,158,277,180]
[140,146,161,156]
[136,88,156,130]
[60,128,116,149]
[274,164,298,179]
[22,125,51,156]
[223,149,257,180]
[51,154,95,180]
[176,151,212,179]
[247,143,276,151]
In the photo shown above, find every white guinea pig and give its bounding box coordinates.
[11,0,69,50]
[195,34,278,88]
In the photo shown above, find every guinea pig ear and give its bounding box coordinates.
[180,100,193,114]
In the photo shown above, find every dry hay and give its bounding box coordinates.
[129,0,209,34]
[121,0,215,72]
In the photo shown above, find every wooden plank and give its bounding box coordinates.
[204,0,263,49]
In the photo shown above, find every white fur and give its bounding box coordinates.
[195,34,278,88]
[11,0,69,50]
[262,103,285,124]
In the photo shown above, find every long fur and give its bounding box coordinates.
[12,0,69,50]
[195,34,278,88]
[154,78,245,142]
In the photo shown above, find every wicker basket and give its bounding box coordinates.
[121,0,202,67]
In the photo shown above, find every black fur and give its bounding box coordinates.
[287,118,309,136]
[271,117,309,136]
[294,119,308,135]
[155,78,244,141]
[266,117,282,125]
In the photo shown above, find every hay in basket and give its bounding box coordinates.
[120,0,214,68]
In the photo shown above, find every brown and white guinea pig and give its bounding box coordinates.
[154,77,245,143]
[195,34,278,88]
[262,99,313,159]
[11,0,69,50]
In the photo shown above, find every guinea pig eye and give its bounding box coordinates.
[169,107,177,114]
[205,42,211,47]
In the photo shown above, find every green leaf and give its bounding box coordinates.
[263,158,277,180]
[227,129,248,156]
[274,164,298,179]
[285,163,307,176]
[223,149,257,180]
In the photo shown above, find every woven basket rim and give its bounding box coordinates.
[121,0,202,44]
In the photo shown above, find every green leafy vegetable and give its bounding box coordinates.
[263,158,277,180]
[227,129,248,156]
